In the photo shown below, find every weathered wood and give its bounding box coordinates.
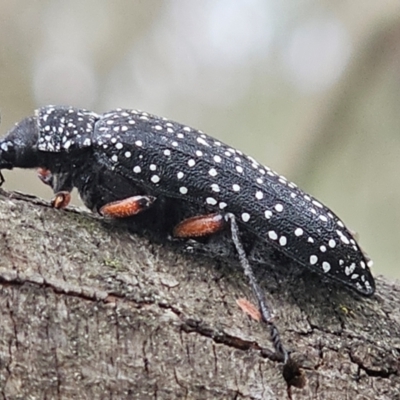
[0,189,398,400]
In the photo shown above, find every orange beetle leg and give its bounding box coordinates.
[51,191,71,209]
[100,195,156,218]
[173,213,225,238]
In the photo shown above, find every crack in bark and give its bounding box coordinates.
[349,352,398,379]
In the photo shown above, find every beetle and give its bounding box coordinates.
[0,106,375,384]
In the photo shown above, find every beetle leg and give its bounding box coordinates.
[173,213,225,237]
[100,195,156,218]
[51,189,72,209]
[173,212,294,368]
[37,168,53,187]
[51,191,72,209]
[224,213,291,366]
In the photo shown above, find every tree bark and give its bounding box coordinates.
[0,189,398,400]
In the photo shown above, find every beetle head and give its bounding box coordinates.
[0,116,40,172]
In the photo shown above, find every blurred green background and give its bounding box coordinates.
[0,1,399,280]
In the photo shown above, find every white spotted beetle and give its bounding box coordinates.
[0,106,375,387]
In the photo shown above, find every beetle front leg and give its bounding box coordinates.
[37,168,53,187]
[99,195,156,218]
[37,168,73,209]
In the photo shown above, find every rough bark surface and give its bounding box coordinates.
[0,188,399,400]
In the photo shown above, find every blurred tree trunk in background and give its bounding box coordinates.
[0,190,399,400]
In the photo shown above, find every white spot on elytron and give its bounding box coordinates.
[219,202,227,209]
[345,263,356,276]
[214,141,221,146]
[206,197,217,205]
[113,126,120,132]
[339,259,344,266]
[167,128,174,133]
[197,137,210,147]
[121,126,128,132]
[310,255,318,265]
[264,210,272,219]
[319,215,328,222]
[177,172,184,179]
[255,191,263,200]
[151,175,160,184]
[214,155,222,163]
[234,156,241,163]
[124,151,131,158]
[336,230,350,245]
[154,125,162,131]
[211,184,220,193]
[128,120,135,125]
[177,133,184,139]
[322,262,331,273]
[111,155,118,162]
[135,140,143,147]
[310,208,317,215]
[164,149,171,156]
[196,150,203,157]
[183,126,191,132]
[106,120,114,125]
[150,164,157,171]
[256,178,263,184]
[329,239,336,248]
[304,195,311,201]
[209,168,218,177]
[83,138,91,146]
[172,141,178,147]
[279,236,287,246]
[275,204,284,212]
[133,166,141,173]
[351,274,359,280]
[236,166,243,173]
[294,228,303,236]
[232,184,240,192]
[313,200,323,208]
[188,159,196,167]
[111,137,117,144]
[268,231,278,240]
[224,151,231,157]
[179,187,188,194]
[241,213,250,222]
[308,237,314,243]
[320,245,326,252]
[360,261,366,269]
[337,220,345,228]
